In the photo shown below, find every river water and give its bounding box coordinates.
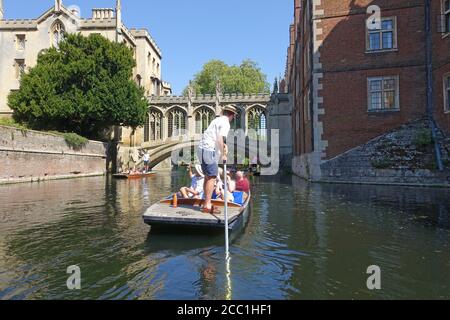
[0,171,449,300]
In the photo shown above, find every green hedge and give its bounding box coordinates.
[63,133,89,150]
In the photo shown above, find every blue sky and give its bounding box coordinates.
[3,0,293,95]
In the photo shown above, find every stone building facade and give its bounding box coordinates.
[0,0,171,145]
[286,0,450,181]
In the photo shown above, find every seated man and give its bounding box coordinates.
[180,164,205,199]
[235,171,250,194]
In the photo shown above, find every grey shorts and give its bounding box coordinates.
[198,148,218,177]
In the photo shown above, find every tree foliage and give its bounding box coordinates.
[8,33,148,139]
[184,59,270,96]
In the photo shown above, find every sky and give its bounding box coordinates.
[3,0,293,95]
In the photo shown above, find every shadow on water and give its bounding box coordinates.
[295,176,450,230]
[144,229,224,255]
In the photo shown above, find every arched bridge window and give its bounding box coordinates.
[168,108,187,137]
[146,109,163,141]
[229,110,242,130]
[247,107,267,137]
[195,107,215,134]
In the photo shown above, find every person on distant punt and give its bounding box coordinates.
[143,151,150,173]
[214,168,235,203]
[235,171,250,194]
[197,110,234,214]
[180,164,205,199]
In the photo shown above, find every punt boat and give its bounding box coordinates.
[143,192,251,233]
[113,172,156,180]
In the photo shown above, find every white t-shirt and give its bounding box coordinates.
[143,154,150,162]
[199,116,231,152]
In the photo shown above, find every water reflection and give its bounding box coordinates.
[0,172,448,300]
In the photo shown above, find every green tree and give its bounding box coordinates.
[183,59,270,95]
[8,33,148,139]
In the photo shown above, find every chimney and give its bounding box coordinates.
[0,0,4,20]
[55,0,62,12]
[92,8,114,20]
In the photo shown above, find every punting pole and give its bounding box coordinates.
[223,160,230,257]
[223,160,232,300]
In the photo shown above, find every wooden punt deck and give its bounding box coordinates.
[143,197,250,230]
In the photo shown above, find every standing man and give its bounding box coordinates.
[198,110,235,214]
[143,151,150,173]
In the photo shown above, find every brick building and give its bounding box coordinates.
[286,0,450,180]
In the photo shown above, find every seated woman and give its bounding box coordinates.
[214,168,236,203]
[180,164,205,199]
[235,171,250,194]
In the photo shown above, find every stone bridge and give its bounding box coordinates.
[117,93,293,171]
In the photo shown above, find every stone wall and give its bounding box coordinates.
[268,93,293,168]
[0,125,107,184]
[319,119,450,187]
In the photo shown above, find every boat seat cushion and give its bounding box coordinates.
[232,192,245,206]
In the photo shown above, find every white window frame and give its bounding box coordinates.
[444,74,450,113]
[366,17,398,52]
[367,76,400,112]
[443,0,450,37]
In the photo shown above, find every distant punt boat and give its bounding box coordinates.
[143,192,251,233]
[113,172,157,180]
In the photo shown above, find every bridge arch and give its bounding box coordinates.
[165,105,188,115]
[193,104,215,114]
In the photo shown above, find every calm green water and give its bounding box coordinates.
[0,171,449,300]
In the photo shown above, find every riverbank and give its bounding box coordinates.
[293,119,450,188]
[0,125,107,185]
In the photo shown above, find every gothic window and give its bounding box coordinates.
[16,35,26,51]
[229,110,241,130]
[144,114,150,142]
[52,21,65,48]
[15,59,25,79]
[168,108,187,137]
[148,109,163,141]
[195,107,215,134]
[247,107,267,137]
[136,75,142,87]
